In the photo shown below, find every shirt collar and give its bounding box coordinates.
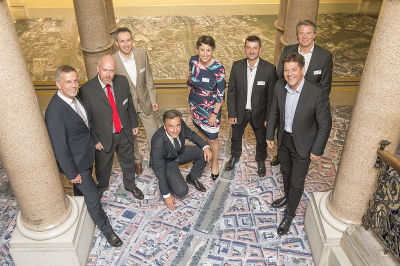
[118,50,134,62]
[298,43,314,55]
[97,75,113,89]
[57,91,75,105]
[285,77,305,94]
[165,130,176,142]
[247,58,259,70]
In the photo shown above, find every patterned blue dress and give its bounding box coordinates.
[187,55,226,139]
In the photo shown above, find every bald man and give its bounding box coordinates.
[79,55,144,200]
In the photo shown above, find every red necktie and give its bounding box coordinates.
[106,84,121,132]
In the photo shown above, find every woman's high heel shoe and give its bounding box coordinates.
[211,173,219,181]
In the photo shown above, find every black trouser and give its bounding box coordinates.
[73,167,112,234]
[278,131,311,218]
[164,145,206,198]
[230,110,267,161]
[95,129,136,191]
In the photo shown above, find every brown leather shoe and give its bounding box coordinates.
[134,163,142,175]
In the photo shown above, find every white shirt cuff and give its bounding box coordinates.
[163,193,171,199]
[202,145,210,151]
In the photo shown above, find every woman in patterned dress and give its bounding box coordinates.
[187,35,226,181]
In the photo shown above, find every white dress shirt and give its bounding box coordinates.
[98,76,123,132]
[298,44,314,74]
[57,91,87,125]
[245,58,259,110]
[119,51,137,87]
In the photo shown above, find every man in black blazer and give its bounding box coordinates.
[267,52,331,235]
[45,65,122,247]
[225,36,277,177]
[150,110,212,210]
[79,55,143,200]
[277,20,333,95]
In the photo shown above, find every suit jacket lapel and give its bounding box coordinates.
[279,84,287,127]
[240,59,248,98]
[56,94,88,127]
[305,45,318,77]
[292,79,308,124]
[94,77,112,109]
[132,48,140,88]
[113,77,122,108]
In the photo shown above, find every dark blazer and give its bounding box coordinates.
[277,44,333,94]
[227,58,278,128]
[79,74,139,152]
[150,121,208,195]
[266,79,332,158]
[45,93,95,180]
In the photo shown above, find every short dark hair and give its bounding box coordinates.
[245,35,261,47]
[296,20,317,35]
[115,27,133,41]
[55,65,77,81]
[196,35,215,50]
[163,110,182,124]
[282,52,305,69]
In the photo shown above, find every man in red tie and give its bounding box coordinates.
[79,55,144,200]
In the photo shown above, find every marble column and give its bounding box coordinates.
[327,0,400,225]
[0,0,71,232]
[305,1,400,264]
[73,0,114,79]
[281,0,319,46]
[273,0,287,66]
[104,0,118,38]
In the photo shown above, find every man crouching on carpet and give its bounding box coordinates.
[150,110,212,210]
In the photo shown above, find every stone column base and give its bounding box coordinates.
[9,196,95,266]
[305,191,398,265]
[305,191,352,265]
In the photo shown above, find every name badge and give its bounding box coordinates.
[314,70,322,75]
[202,77,210,83]
[140,67,145,73]
[123,98,128,105]
[257,81,265,86]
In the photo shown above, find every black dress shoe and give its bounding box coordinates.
[186,174,206,192]
[271,156,280,166]
[104,231,123,247]
[125,185,144,200]
[257,161,266,177]
[277,216,293,236]
[271,197,287,208]
[225,156,239,171]
[211,173,219,181]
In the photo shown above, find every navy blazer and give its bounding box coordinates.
[227,57,278,127]
[150,120,208,195]
[267,79,332,158]
[277,44,333,95]
[45,93,95,180]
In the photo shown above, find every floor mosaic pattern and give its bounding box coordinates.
[0,106,351,265]
[15,14,377,81]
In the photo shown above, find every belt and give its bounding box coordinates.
[245,109,252,112]
[284,130,293,137]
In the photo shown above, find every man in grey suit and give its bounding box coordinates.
[277,20,333,95]
[112,27,159,176]
[79,55,144,200]
[45,65,122,247]
[225,36,277,177]
[267,52,331,235]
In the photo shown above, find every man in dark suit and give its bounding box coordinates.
[272,19,333,167]
[45,65,122,247]
[277,20,333,95]
[150,110,212,210]
[225,36,277,177]
[79,55,143,200]
[267,52,331,235]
